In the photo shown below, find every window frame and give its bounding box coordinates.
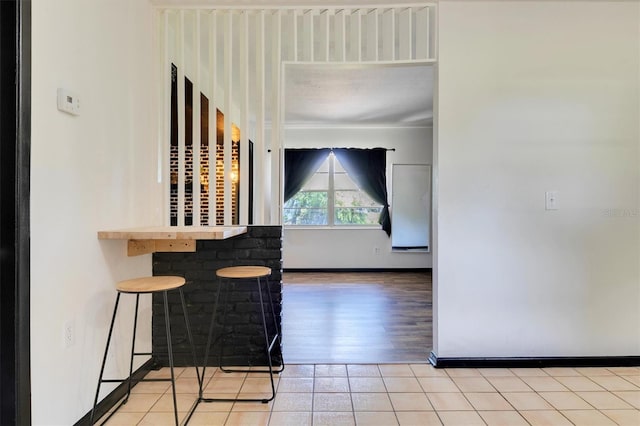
[283,153,383,228]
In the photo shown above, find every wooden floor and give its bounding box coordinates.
[281,271,432,364]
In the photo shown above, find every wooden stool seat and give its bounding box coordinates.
[116,276,185,293]
[216,266,271,279]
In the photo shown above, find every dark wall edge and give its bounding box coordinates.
[74,359,155,426]
[429,351,640,368]
[284,268,432,273]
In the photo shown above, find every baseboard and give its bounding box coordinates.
[283,268,432,273]
[429,351,640,368]
[74,358,156,426]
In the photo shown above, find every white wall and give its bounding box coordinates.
[283,126,433,268]
[31,0,159,424]
[434,1,640,358]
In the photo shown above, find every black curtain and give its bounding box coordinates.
[333,148,391,236]
[284,148,331,202]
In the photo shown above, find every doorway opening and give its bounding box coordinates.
[280,62,435,364]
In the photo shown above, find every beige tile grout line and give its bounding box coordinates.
[99,364,640,426]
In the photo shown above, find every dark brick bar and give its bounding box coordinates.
[151,226,283,367]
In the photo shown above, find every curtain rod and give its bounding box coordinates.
[328,147,396,152]
[267,148,395,153]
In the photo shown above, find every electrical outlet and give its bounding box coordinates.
[373,246,381,255]
[64,320,75,348]
[545,191,559,210]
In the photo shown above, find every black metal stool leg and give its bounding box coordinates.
[179,287,202,426]
[200,275,281,404]
[202,280,257,404]
[163,291,179,426]
[218,280,232,373]
[179,288,201,389]
[256,277,276,402]
[91,277,190,425]
[125,294,140,402]
[90,293,121,425]
[263,276,285,373]
[200,280,222,396]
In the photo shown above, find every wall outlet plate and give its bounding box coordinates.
[64,320,75,348]
[545,191,559,210]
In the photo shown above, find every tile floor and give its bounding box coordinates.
[100,364,640,425]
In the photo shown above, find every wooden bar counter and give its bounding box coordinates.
[97,226,247,256]
[98,225,283,367]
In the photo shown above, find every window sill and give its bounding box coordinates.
[392,247,430,253]
[284,225,382,231]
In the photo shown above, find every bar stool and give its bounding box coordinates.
[199,266,284,404]
[90,276,200,426]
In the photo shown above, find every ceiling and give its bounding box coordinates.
[284,63,434,127]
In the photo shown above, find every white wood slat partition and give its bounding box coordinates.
[223,12,232,225]
[292,9,299,61]
[302,10,313,62]
[271,10,283,225]
[365,9,378,61]
[398,8,412,61]
[208,11,217,225]
[160,10,169,188]
[318,10,335,62]
[415,7,430,60]
[193,11,201,226]
[176,10,185,226]
[255,10,266,224]
[382,8,396,61]
[334,9,346,62]
[239,11,249,225]
[350,9,362,61]
[158,4,437,226]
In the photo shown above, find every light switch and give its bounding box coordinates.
[545,191,559,210]
[57,88,80,116]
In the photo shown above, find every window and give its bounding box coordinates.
[284,153,383,226]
